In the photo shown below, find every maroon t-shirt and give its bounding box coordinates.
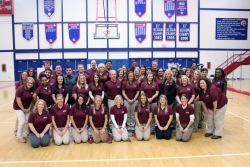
[52,86,68,97]
[110,105,127,125]
[104,80,122,100]
[69,104,88,128]
[76,73,91,84]
[174,77,181,86]
[176,104,194,124]
[153,106,173,127]
[28,111,51,134]
[154,76,163,89]
[99,73,110,85]
[140,77,146,84]
[15,81,24,90]
[191,81,199,98]
[177,84,195,102]
[141,82,159,103]
[36,78,56,88]
[13,85,34,110]
[86,68,98,79]
[50,104,70,128]
[39,70,57,80]
[213,78,222,88]
[89,106,108,127]
[88,83,103,98]
[122,81,140,100]
[199,85,228,110]
[135,104,152,124]
[72,85,89,102]
[35,86,52,107]
[152,68,158,76]
[163,80,171,95]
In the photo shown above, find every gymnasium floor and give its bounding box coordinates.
[0,81,250,167]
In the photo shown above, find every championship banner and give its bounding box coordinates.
[179,23,190,41]
[44,0,55,18]
[68,23,80,43]
[135,0,146,17]
[45,24,57,44]
[166,23,176,41]
[176,0,187,16]
[152,23,163,41]
[22,23,33,41]
[135,23,146,43]
[164,0,175,18]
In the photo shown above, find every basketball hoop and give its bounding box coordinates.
[103,29,110,38]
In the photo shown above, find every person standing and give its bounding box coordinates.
[39,61,57,80]
[72,75,90,106]
[89,74,104,106]
[213,68,227,95]
[134,93,152,141]
[198,78,228,139]
[52,75,69,104]
[76,64,91,84]
[151,60,158,76]
[105,60,112,72]
[176,94,194,142]
[86,60,98,79]
[28,99,51,148]
[161,70,176,107]
[128,61,138,72]
[64,66,76,106]
[13,77,35,143]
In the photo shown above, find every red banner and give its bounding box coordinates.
[0,0,13,15]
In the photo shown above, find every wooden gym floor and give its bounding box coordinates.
[0,81,250,167]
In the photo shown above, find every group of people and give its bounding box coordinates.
[13,59,228,148]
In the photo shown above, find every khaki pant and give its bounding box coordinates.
[150,102,157,132]
[15,110,30,139]
[135,124,150,141]
[71,127,88,144]
[124,100,138,131]
[194,101,201,131]
[176,124,193,142]
[108,99,115,124]
[91,127,108,143]
[53,127,70,145]
[206,104,227,136]
[111,125,128,141]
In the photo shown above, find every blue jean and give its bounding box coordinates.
[155,126,172,140]
[29,132,50,148]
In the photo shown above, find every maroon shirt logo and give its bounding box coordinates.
[63,110,67,112]
[44,117,47,119]
[117,86,120,88]
[187,88,190,91]
[104,76,107,78]
[206,95,209,97]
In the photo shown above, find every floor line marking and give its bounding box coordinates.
[0,152,250,164]
[227,111,250,123]
[0,102,12,108]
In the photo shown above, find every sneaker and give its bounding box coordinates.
[132,133,136,138]
[88,137,94,144]
[106,135,113,144]
[126,138,131,142]
[18,138,27,143]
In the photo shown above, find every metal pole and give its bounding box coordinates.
[238,49,244,80]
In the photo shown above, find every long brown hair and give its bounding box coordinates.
[137,93,150,113]
[93,95,104,114]
[157,95,168,114]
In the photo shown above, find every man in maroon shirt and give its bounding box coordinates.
[151,60,158,76]
[76,64,91,84]
[39,61,57,80]
[105,60,112,73]
[86,60,98,79]
[128,61,138,72]
[55,65,64,76]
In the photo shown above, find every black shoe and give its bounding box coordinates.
[211,135,222,139]
[205,133,213,137]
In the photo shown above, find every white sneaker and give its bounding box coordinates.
[18,138,27,143]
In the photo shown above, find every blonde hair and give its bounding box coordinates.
[114,95,123,106]
[157,95,168,114]
[24,77,35,91]
[93,95,104,114]
[163,69,174,85]
[56,93,64,99]
[77,75,88,89]
[134,67,142,82]
[98,63,106,72]
[180,75,190,85]
[193,69,201,81]
[33,99,48,113]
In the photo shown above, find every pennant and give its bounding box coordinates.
[44,0,55,18]
[152,23,163,41]
[135,0,146,17]
[135,23,146,43]
[179,23,190,41]
[68,23,80,43]
[164,0,175,18]
[22,23,33,41]
[45,23,57,44]
[166,23,176,41]
[176,0,187,16]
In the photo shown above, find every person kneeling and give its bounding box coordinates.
[28,99,51,148]
[176,94,194,142]
[89,95,108,143]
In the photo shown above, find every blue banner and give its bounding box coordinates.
[152,23,163,41]
[216,18,248,40]
[176,0,187,16]
[22,23,33,41]
[179,23,190,41]
[166,23,176,41]
[44,0,55,18]
[135,23,146,43]
[68,23,80,43]
[164,0,175,18]
[45,24,57,44]
[135,0,146,17]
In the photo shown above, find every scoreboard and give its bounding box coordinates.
[0,0,13,15]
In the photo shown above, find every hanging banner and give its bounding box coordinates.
[135,23,146,43]
[44,0,55,18]
[68,23,80,43]
[176,0,187,16]
[164,0,175,18]
[135,0,146,17]
[152,23,163,41]
[179,23,190,41]
[22,23,33,41]
[216,18,248,40]
[45,23,57,44]
[166,23,176,41]
[0,0,13,15]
